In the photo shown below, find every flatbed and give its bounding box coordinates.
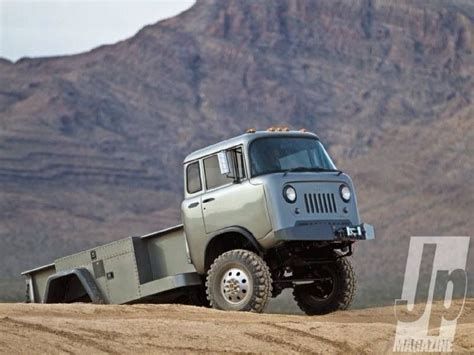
[22,225,201,304]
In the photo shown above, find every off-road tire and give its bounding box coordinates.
[206,249,272,312]
[293,256,356,315]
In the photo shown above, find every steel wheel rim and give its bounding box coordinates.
[220,267,251,305]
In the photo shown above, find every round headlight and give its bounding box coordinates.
[340,184,351,202]
[283,185,297,203]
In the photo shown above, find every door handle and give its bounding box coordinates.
[202,198,215,203]
[188,202,199,209]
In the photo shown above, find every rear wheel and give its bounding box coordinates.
[293,256,356,315]
[206,249,272,312]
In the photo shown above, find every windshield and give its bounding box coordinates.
[249,137,336,177]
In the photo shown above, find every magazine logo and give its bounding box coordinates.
[393,237,469,352]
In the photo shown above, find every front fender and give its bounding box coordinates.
[198,226,263,274]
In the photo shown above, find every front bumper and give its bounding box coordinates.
[273,220,375,242]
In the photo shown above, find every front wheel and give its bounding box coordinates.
[293,256,356,315]
[206,249,272,312]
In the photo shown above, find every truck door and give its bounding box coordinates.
[181,161,206,263]
[201,150,272,239]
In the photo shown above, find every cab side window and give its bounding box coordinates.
[225,147,246,181]
[204,155,234,189]
[186,162,202,194]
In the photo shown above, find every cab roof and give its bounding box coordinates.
[183,130,319,163]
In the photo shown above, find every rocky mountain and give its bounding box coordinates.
[0,0,473,305]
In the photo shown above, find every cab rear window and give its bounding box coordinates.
[186,162,202,194]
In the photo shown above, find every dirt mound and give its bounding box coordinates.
[0,299,472,354]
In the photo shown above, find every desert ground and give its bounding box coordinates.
[0,299,472,354]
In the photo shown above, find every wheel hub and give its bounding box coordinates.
[305,266,336,301]
[220,267,250,304]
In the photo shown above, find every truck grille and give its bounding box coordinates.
[304,193,337,214]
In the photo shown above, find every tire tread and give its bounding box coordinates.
[206,249,272,313]
[293,255,356,315]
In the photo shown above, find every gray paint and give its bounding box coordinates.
[24,229,201,304]
[23,130,374,305]
[184,131,319,165]
[182,131,373,272]
[44,268,105,304]
[27,264,55,303]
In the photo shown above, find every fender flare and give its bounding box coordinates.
[207,226,263,252]
[44,267,105,304]
[204,226,264,270]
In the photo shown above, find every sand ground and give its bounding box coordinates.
[0,299,472,354]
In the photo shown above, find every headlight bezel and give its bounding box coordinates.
[340,184,351,202]
[283,185,297,203]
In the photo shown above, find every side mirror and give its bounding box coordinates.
[217,151,230,175]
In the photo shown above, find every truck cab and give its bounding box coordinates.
[182,129,374,314]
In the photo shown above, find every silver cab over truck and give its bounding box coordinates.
[23,128,374,315]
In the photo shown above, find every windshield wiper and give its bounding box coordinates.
[282,167,343,176]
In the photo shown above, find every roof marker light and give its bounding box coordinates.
[267,126,291,132]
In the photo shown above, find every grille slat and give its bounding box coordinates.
[304,192,337,214]
[313,193,319,213]
[331,194,337,213]
[317,194,323,213]
[327,194,332,213]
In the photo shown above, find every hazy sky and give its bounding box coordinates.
[0,0,195,62]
